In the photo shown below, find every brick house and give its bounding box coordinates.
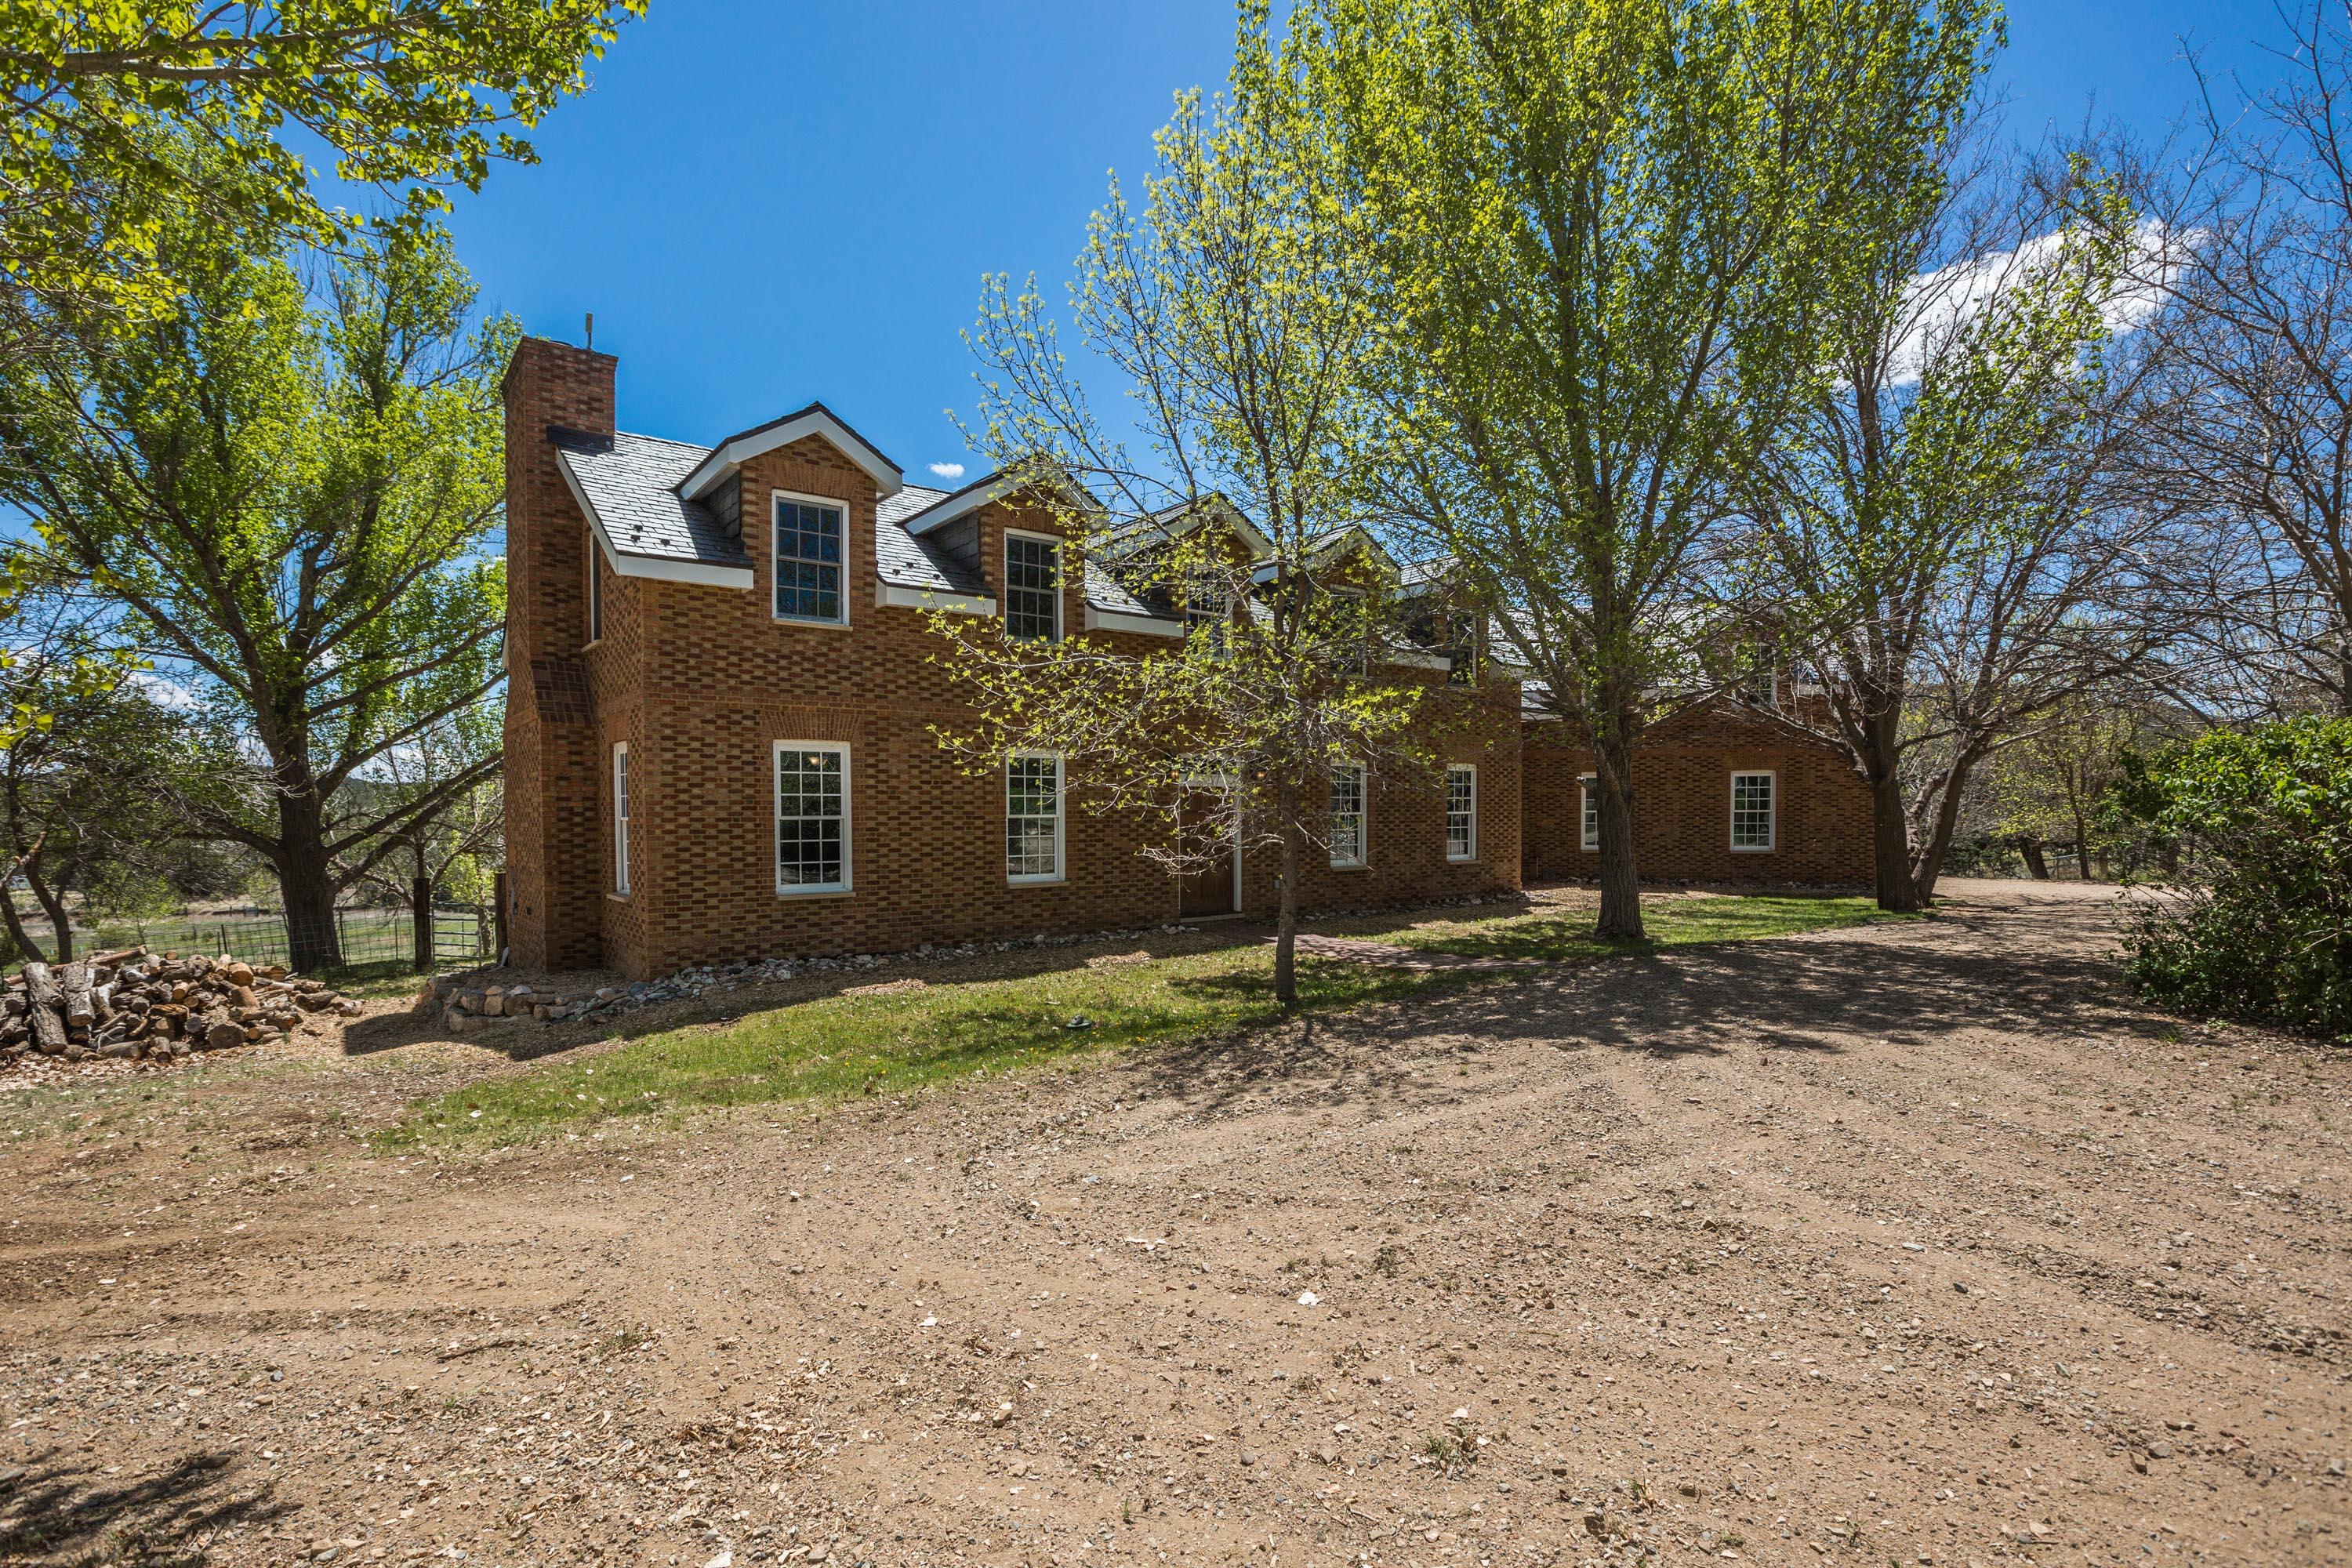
[501,337,1871,978]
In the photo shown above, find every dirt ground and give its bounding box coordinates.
[2,880,2347,1568]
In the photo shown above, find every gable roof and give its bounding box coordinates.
[895,462,1102,537]
[675,401,903,503]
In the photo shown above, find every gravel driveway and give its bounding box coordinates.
[2,879,2346,1566]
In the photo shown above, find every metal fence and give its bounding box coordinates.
[97,902,499,974]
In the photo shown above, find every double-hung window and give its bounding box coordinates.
[1579,774,1599,852]
[775,494,846,623]
[1006,753,1065,883]
[1730,770,1777,852]
[612,742,630,895]
[775,742,850,893]
[1184,568,1229,647]
[1330,761,1367,868]
[1005,533,1062,642]
[1445,764,1477,861]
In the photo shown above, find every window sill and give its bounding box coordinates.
[583,638,603,652]
[776,884,852,898]
[1008,873,1067,887]
[607,891,630,902]
[1730,845,1777,854]
[1446,852,1479,864]
[772,613,851,629]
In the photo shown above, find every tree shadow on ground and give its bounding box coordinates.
[1129,903,2130,1118]
[0,1447,290,1566]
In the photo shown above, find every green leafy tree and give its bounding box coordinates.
[942,7,1454,1005]
[1736,152,2172,909]
[0,212,507,971]
[1302,0,1994,937]
[0,0,644,376]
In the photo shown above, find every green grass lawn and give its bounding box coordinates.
[381,891,1893,1150]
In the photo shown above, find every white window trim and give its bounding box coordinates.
[1579,773,1599,852]
[1446,763,1479,862]
[774,740,852,895]
[771,488,852,628]
[1005,750,1067,886]
[1730,768,1778,853]
[1330,760,1369,869]
[1002,528,1064,642]
[611,742,630,898]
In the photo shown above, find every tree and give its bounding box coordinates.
[0,634,209,964]
[0,212,508,971]
[347,703,503,970]
[941,7,1453,1005]
[1734,150,2174,909]
[2122,2,2352,717]
[1303,0,1994,937]
[0,0,644,379]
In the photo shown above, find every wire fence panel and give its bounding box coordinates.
[432,904,496,966]
[105,908,420,975]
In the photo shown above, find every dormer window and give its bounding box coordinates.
[775,492,846,624]
[1005,532,1062,642]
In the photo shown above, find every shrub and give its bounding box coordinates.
[2111,718,2352,1040]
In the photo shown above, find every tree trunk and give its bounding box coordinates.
[23,862,72,962]
[2017,837,2050,880]
[1907,751,1980,902]
[2070,804,2093,880]
[1274,781,1301,1007]
[0,882,49,964]
[1867,768,1927,912]
[276,792,343,973]
[1592,729,1643,941]
[411,845,434,972]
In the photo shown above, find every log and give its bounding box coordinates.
[21,964,67,1056]
[92,982,113,1025]
[60,963,93,1029]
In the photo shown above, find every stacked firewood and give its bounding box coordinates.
[0,949,361,1062]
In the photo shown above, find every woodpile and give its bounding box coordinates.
[0,949,361,1063]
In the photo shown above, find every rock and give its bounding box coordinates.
[333,1000,361,1017]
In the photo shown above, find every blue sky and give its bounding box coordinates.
[439,0,2300,481]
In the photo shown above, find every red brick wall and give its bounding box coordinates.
[1522,705,1872,885]
[502,338,617,971]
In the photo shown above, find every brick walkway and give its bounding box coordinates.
[1280,931,1553,971]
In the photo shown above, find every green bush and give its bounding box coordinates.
[2111,718,2352,1040]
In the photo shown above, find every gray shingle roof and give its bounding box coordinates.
[559,433,749,570]
[875,486,989,597]
[561,434,1183,625]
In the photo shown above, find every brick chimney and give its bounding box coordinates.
[503,337,617,973]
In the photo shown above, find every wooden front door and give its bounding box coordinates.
[1176,791,1238,917]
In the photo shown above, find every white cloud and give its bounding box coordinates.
[928,461,967,481]
[123,669,198,710]
[1887,219,2180,387]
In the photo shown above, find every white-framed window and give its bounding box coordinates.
[1184,568,1229,646]
[612,742,630,896]
[1730,769,1777,852]
[775,742,851,893]
[1579,774,1599,851]
[1004,532,1062,642]
[1445,764,1478,861]
[774,492,847,624]
[1330,760,1367,868]
[1006,751,1065,884]
[586,534,604,646]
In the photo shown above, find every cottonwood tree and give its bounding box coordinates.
[0,1,644,382]
[1737,147,2180,909]
[937,9,1446,1005]
[349,703,503,970]
[2123,2,2352,716]
[1303,0,1993,937]
[0,212,506,971]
